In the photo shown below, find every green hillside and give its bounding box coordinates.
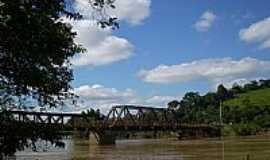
[224,88,270,107]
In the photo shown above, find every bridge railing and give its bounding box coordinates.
[7,106,219,132]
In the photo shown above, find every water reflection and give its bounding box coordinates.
[15,136,270,160]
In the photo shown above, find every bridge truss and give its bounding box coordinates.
[104,105,180,131]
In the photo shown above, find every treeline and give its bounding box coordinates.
[168,79,270,136]
[230,79,270,94]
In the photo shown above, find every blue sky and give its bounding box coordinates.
[66,0,270,112]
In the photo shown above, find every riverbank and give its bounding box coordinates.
[222,124,270,137]
[117,125,270,141]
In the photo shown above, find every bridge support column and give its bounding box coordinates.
[99,131,116,145]
[90,130,116,145]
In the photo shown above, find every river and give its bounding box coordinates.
[14,135,270,160]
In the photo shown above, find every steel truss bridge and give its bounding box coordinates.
[7,105,220,144]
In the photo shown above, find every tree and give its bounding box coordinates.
[243,80,260,91]
[0,0,117,107]
[168,100,180,110]
[177,92,203,122]
[231,82,244,94]
[217,84,232,101]
[0,0,118,157]
[82,108,105,122]
[203,92,219,108]
[0,0,78,106]
[259,79,270,88]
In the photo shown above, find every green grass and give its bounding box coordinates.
[224,88,270,107]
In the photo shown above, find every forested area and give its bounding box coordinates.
[168,79,270,136]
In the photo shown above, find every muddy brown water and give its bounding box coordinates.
[14,135,270,160]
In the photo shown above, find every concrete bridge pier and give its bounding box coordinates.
[89,130,116,145]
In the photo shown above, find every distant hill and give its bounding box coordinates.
[224,88,270,107]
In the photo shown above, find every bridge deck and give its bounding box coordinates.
[7,105,221,132]
[9,110,82,117]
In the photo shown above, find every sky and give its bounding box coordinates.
[65,0,270,113]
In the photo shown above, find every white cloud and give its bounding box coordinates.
[146,95,181,106]
[74,84,139,113]
[74,0,151,25]
[68,0,151,67]
[239,17,270,49]
[73,84,178,113]
[70,20,133,67]
[138,57,270,85]
[74,84,136,101]
[194,10,216,32]
[107,0,151,25]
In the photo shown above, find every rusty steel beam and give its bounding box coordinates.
[7,105,217,133]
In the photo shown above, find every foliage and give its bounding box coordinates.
[216,84,233,101]
[0,109,65,159]
[0,0,83,107]
[168,100,180,109]
[0,0,118,107]
[173,91,219,123]
[231,123,261,136]
[224,88,270,107]
[87,0,119,29]
[230,79,270,94]
[168,79,270,136]
[82,108,105,122]
[0,0,118,157]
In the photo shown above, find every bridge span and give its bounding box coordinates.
[7,105,221,145]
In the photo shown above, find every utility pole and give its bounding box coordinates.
[219,100,224,160]
[219,100,223,126]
